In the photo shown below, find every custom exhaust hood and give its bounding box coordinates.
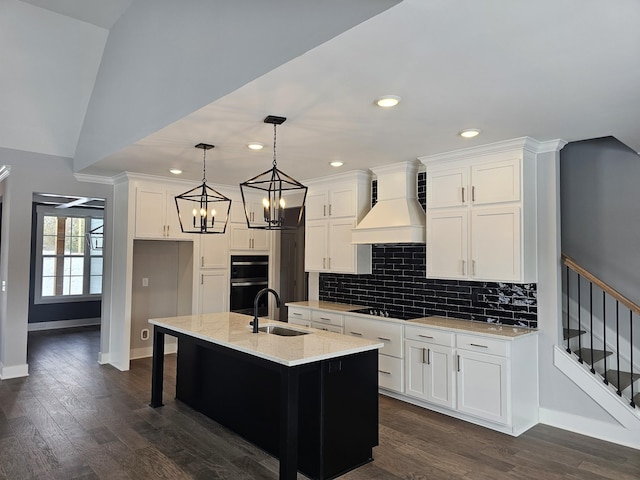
[352,160,425,244]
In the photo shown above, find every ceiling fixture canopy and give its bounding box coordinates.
[239,115,307,230]
[174,143,231,234]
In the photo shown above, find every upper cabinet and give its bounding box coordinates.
[420,137,560,283]
[135,184,191,240]
[304,171,372,274]
[228,201,270,252]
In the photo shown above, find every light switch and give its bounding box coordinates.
[1,280,5,292]
[142,278,149,287]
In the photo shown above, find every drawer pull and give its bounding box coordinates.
[377,337,392,342]
[418,334,433,339]
[378,370,392,375]
[349,331,363,336]
[293,312,302,316]
[319,317,331,322]
[469,343,488,348]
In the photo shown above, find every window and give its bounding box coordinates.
[36,206,103,302]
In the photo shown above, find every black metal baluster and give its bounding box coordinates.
[616,301,621,396]
[578,274,583,363]
[630,310,635,408]
[566,265,571,354]
[590,283,595,374]
[603,291,608,385]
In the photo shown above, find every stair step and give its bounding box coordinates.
[605,370,640,392]
[576,348,613,364]
[634,393,639,408]
[563,328,586,340]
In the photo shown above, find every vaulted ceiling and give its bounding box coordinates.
[4,0,640,185]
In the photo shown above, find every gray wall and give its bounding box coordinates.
[561,137,640,306]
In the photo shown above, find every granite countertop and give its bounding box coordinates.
[406,316,538,339]
[285,301,538,339]
[149,312,383,367]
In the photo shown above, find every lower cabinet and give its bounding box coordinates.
[287,306,312,327]
[198,270,228,314]
[405,339,455,409]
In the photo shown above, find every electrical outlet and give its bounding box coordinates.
[141,328,150,341]
[142,277,149,287]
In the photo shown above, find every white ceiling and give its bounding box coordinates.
[19,0,132,29]
[13,1,640,185]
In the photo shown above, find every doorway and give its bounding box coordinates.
[278,208,306,321]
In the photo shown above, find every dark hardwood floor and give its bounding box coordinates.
[0,327,638,479]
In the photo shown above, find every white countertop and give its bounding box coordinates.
[149,312,383,367]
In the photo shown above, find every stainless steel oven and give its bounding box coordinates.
[230,255,269,316]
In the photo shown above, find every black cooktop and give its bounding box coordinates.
[350,308,419,321]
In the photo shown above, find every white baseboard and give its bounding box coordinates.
[0,362,29,379]
[97,352,110,364]
[539,407,640,450]
[130,343,177,360]
[28,318,101,331]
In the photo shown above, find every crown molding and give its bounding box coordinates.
[0,165,12,182]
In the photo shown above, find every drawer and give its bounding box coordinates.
[344,316,403,358]
[456,334,509,357]
[288,317,311,328]
[287,307,311,321]
[378,354,403,392]
[405,325,454,347]
[311,310,344,327]
[311,322,343,334]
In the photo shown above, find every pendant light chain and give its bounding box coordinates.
[202,147,207,183]
[272,123,278,167]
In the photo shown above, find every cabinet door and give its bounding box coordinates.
[251,228,270,252]
[471,158,520,205]
[426,210,467,279]
[229,224,251,250]
[328,218,357,273]
[471,206,520,281]
[165,189,189,239]
[200,232,229,269]
[457,350,509,425]
[305,191,328,220]
[405,341,454,408]
[135,188,167,238]
[405,340,429,400]
[427,167,468,209]
[328,186,356,218]
[199,271,228,314]
[304,220,328,271]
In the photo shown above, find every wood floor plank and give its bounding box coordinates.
[2,325,637,480]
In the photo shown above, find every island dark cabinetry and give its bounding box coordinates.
[174,334,378,480]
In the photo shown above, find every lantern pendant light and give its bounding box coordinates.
[239,115,307,230]
[175,143,231,234]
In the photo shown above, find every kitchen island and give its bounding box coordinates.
[148,312,383,480]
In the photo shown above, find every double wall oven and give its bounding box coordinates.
[230,255,269,316]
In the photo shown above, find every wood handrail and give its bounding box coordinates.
[562,254,640,317]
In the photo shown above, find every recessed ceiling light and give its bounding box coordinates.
[169,168,182,175]
[247,142,264,150]
[330,161,344,167]
[375,95,401,108]
[459,129,481,138]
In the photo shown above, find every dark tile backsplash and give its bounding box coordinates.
[320,172,538,328]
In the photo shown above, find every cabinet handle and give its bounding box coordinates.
[350,331,363,336]
[323,257,326,269]
[329,204,332,216]
[293,312,302,316]
[319,317,332,322]
[462,259,466,275]
[201,256,204,267]
[166,225,169,236]
[457,354,461,372]
[472,185,476,202]
[200,274,204,285]
[328,257,331,270]
[461,186,465,203]
[418,334,433,339]
[377,336,391,342]
[472,260,477,276]
[323,205,326,217]
[421,347,426,364]
[378,370,392,375]
[422,348,430,365]
[469,343,489,348]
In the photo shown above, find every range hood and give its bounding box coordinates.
[352,161,425,244]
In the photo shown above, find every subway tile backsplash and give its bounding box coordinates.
[319,173,538,328]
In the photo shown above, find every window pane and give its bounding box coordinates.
[70,257,84,276]
[69,276,83,295]
[43,216,58,236]
[42,277,55,296]
[42,235,56,254]
[42,257,56,276]
[90,257,103,276]
[63,258,71,276]
[90,275,102,294]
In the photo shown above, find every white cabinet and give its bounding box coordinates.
[310,310,344,333]
[287,306,311,327]
[421,138,541,283]
[199,231,229,269]
[304,172,372,274]
[344,314,404,393]
[135,186,190,239]
[404,327,455,409]
[229,224,270,252]
[198,270,228,314]
[403,322,539,436]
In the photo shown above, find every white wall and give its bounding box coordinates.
[0,148,113,378]
[74,0,400,171]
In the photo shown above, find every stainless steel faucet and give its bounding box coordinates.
[251,288,281,333]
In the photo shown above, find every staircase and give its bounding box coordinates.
[562,254,639,411]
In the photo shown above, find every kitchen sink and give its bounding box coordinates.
[258,325,310,336]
